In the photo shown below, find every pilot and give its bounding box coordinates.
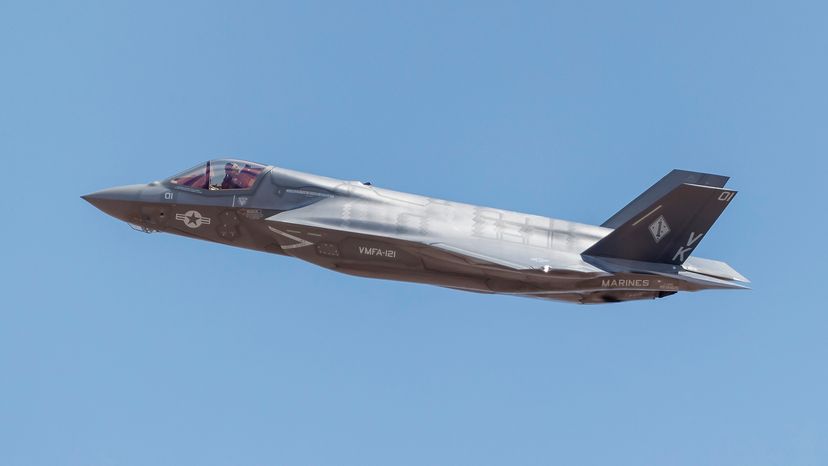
[221,162,242,189]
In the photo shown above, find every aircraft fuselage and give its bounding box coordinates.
[84,161,748,304]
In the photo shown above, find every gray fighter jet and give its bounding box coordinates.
[83,159,748,304]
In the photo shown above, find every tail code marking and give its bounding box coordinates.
[672,231,704,262]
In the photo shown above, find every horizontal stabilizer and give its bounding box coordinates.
[584,255,750,289]
[602,170,729,229]
[678,270,751,290]
[683,256,750,283]
[584,182,737,265]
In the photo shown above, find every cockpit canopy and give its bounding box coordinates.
[169,159,267,191]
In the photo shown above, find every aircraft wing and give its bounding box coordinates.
[424,240,603,275]
[265,195,603,276]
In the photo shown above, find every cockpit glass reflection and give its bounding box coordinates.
[170,159,266,190]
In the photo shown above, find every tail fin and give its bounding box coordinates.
[601,170,730,229]
[584,182,737,265]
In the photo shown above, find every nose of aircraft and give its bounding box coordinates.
[82,184,145,222]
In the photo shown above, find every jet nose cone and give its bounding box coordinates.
[82,184,143,202]
[82,184,145,222]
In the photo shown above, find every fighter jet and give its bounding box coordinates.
[83,159,748,304]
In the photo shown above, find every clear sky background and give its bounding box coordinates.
[1,1,826,465]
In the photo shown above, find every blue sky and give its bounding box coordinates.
[1,1,826,465]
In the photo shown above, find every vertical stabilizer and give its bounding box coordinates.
[585,182,736,265]
[601,170,730,229]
